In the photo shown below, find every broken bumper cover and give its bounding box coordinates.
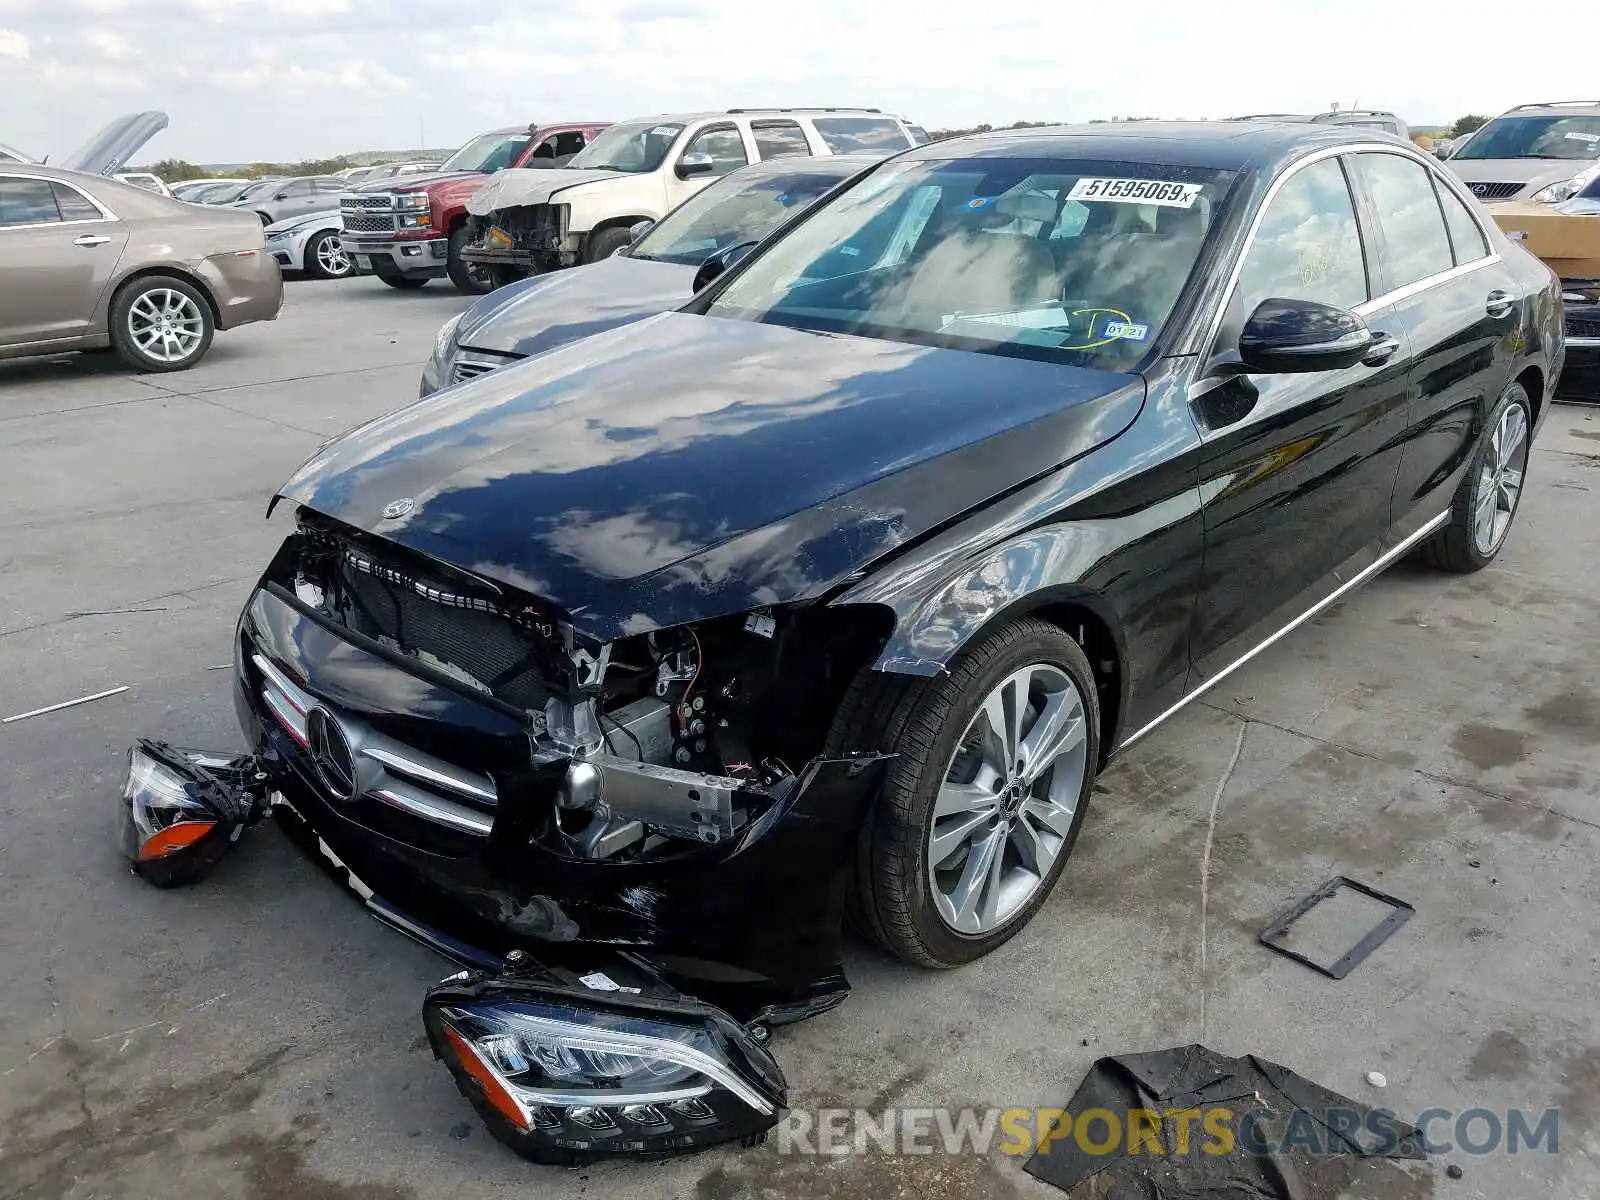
[234,582,888,1024]
[424,966,786,1162]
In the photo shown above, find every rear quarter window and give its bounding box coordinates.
[811,117,912,154]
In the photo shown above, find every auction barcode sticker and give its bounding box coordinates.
[1068,177,1203,208]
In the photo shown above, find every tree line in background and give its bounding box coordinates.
[143,114,1497,179]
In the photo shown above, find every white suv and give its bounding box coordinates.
[462,108,924,284]
[1445,101,1600,204]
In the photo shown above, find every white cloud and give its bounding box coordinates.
[84,27,129,58]
[0,0,1593,162]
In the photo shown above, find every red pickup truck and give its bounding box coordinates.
[339,121,609,293]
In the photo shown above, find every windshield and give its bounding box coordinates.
[236,180,280,201]
[439,132,527,174]
[631,166,853,265]
[1453,114,1600,161]
[568,120,685,173]
[704,156,1231,367]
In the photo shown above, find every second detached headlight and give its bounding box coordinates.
[423,979,786,1162]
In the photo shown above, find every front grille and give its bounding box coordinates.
[342,192,392,210]
[450,350,517,385]
[1567,316,1600,339]
[342,213,396,234]
[299,527,565,714]
[254,654,497,850]
[1465,181,1523,201]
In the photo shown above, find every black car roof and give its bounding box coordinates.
[900,121,1377,173]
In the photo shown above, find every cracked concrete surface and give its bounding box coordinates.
[1,278,1598,1198]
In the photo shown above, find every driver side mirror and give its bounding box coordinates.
[1238,297,1373,373]
[692,240,759,292]
[676,153,715,180]
[628,219,654,244]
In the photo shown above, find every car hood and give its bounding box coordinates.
[466,168,632,216]
[59,111,169,176]
[276,313,1144,641]
[456,255,695,358]
[265,209,341,235]
[350,171,481,194]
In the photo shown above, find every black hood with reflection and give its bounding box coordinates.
[277,312,1144,641]
[454,255,694,358]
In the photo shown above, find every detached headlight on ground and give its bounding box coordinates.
[115,738,267,888]
[423,970,786,1162]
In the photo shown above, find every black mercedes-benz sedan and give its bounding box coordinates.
[418,155,876,397]
[216,121,1562,1159]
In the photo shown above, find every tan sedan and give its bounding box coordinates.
[0,166,283,372]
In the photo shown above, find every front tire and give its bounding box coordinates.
[583,225,633,264]
[304,230,353,279]
[446,227,490,294]
[374,268,428,290]
[830,617,1099,968]
[109,276,215,372]
[1420,381,1532,573]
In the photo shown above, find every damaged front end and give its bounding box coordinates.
[176,508,890,1158]
[462,203,573,274]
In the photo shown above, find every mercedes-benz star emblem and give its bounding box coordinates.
[382,497,414,520]
[305,707,359,801]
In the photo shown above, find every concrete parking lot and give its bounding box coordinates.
[2,277,1598,1199]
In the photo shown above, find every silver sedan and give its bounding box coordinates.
[264,209,353,279]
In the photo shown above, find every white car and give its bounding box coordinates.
[263,209,353,279]
[1445,101,1600,203]
[461,107,923,283]
[114,171,173,197]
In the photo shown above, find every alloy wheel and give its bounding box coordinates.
[316,234,352,277]
[928,664,1090,936]
[128,289,206,363]
[1472,400,1529,556]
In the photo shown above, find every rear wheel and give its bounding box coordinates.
[109,276,215,372]
[304,230,352,279]
[829,617,1099,967]
[374,267,428,290]
[1420,381,1532,573]
[583,225,633,264]
[446,227,490,294]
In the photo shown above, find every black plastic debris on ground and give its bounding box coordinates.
[1026,1045,1427,1199]
[1258,876,1415,980]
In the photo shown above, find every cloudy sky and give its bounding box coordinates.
[0,0,1586,164]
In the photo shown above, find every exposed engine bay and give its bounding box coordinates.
[280,509,885,865]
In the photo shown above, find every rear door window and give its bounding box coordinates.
[1434,179,1490,263]
[751,121,812,160]
[812,117,913,154]
[53,183,103,221]
[1350,152,1455,289]
[0,177,61,226]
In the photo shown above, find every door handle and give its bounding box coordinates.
[1485,290,1515,319]
[1361,332,1400,367]
[73,234,111,247]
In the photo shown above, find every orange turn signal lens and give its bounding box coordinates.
[442,1024,531,1131]
[137,819,217,861]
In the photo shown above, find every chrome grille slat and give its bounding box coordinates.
[341,213,397,234]
[253,653,499,838]
[1465,181,1523,201]
[450,350,515,386]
